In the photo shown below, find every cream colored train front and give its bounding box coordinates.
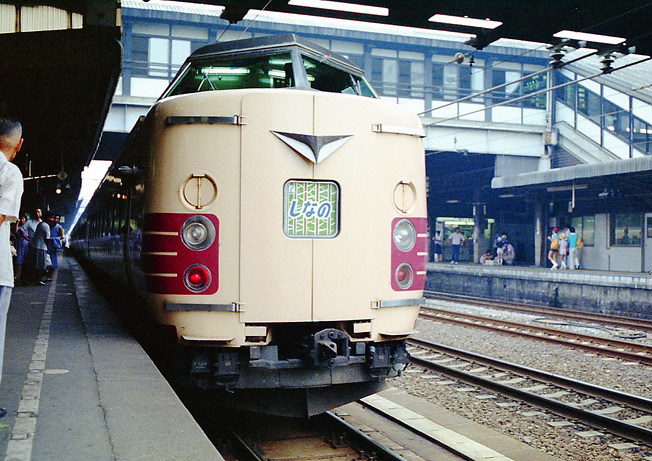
[117,35,426,416]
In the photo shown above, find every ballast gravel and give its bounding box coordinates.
[389,300,652,461]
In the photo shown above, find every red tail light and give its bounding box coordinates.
[184,264,211,292]
[395,263,414,289]
[391,217,428,291]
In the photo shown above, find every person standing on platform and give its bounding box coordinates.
[46,213,63,282]
[23,207,41,239]
[494,236,505,265]
[567,227,580,270]
[20,207,41,284]
[547,227,560,269]
[14,214,28,281]
[432,230,442,262]
[559,232,569,269]
[0,117,25,418]
[448,227,466,264]
[25,211,50,285]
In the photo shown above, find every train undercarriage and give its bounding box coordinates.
[178,328,410,417]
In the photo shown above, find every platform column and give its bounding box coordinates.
[472,200,483,264]
[535,200,543,266]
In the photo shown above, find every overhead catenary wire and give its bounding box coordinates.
[417,27,652,126]
[216,23,232,42]
[419,49,599,118]
[409,2,652,125]
[237,0,274,39]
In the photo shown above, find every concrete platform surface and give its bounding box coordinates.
[0,257,224,460]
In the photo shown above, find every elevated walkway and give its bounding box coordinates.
[555,121,621,164]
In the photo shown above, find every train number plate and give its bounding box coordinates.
[284,181,339,238]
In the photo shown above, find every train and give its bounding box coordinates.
[71,34,428,417]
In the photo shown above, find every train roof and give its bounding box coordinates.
[189,33,363,75]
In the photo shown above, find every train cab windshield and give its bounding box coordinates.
[164,49,376,98]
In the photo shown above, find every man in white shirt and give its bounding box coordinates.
[0,117,25,418]
[448,227,466,264]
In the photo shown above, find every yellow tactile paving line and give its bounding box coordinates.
[361,393,515,461]
[5,273,57,461]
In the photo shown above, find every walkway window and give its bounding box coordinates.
[492,69,521,104]
[571,215,594,246]
[633,116,652,155]
[522,73,547,109]
[604,99,630,140]
[458,63,473,98]
[431,62,444,99]
[577,86,601,124]
[130,22,209,79]
[431,56,458,100]
[371,49,397,97]
[610,213,641,246]
[371,49,425,100]
[556,73,575,108]
[398,51,424,99]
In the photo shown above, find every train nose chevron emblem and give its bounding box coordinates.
[271,131,352,164]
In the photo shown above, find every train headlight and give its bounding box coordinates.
[393,219,416,252]
[181,215,216,251]
[184,264,212,292]
[395,263,414,289]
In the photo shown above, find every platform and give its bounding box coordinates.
[427,262,652,319]
[0,258,223,460]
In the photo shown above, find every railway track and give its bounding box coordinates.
[419,301,652,366]
[424,290,652,336]
[197,394,511,460]
[407,337,652,449]
[222,410,405,460]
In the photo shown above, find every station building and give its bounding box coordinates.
[103,0,652,273]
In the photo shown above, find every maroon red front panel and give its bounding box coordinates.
[141,213,219,295]
[391,217,428,291]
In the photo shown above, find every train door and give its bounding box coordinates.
[311,94,426,321]
[310,94,384,321]
[644,213,652,272]
[238,92,316,323]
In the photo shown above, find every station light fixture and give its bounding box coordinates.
[553,30,626,46]
[429,14,502,30]
[288,0,389,16]
[546,184,588,192]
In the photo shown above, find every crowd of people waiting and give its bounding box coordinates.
[547,226,582,270]
[432,225,584,270]
[479,234,515,266]
[12,207,64,286]
[432,228,516,266]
